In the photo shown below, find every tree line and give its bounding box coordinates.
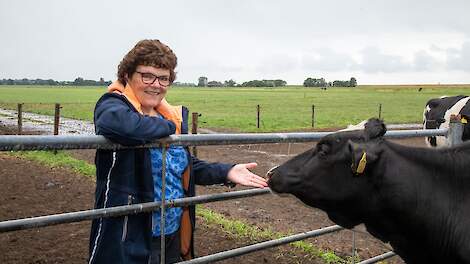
[194,77,287,88]
[0,77,112,86]
[189,76,357,88]
[1,76,357,88]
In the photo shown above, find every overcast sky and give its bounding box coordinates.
[1,0,469,85]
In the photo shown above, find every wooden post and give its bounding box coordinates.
[378,103,382,119]
[17,103,23,135]
[311,104,315,128]
[191,112,199,157]
[257,105,260,129]
[54,103,60,135]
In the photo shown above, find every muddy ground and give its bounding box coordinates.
[0,124,426,263]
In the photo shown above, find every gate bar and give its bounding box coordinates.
[0,128,449,151]
[356,251,397,264]
[178,225,344,264]
[0,188,270,233]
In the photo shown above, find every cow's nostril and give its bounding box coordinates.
[266,165,279,180]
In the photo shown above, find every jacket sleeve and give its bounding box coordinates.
[191,156,235,185]
[94,94,176,145]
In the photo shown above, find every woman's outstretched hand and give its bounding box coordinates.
[227,162,268,188]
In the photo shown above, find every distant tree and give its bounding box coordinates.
[242,80,264,87]
[173,82,196,87]
[273,79,287,87]
[349,77,357,87]
[73,77,84,85]
[303,77,326,87]
[332,80,351,87]
[20,78,32,85]
[241,79,286,87]
[263,80,275,87]
[47,79,58,85]
[224,79,237,87]
[198,76,208,87]
[207,81,223,87]
[303,78,314,87]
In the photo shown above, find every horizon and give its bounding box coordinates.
[1,78,470,87]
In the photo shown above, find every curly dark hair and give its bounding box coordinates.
[117,39,177,85]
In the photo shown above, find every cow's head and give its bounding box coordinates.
[423,98,447,147]
[423,95,470,147]
[267,118,386,229]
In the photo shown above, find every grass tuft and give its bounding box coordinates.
[9,150,95,178]
[197,206,351,263]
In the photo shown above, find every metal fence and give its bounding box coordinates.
[0,123,459,264]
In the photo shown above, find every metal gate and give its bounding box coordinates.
[0,122,460,263]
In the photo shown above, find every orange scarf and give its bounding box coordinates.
[107,81,182,134]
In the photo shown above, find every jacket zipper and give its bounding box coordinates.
[121,194,132,242]
[151,208,155,234]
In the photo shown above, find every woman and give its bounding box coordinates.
[88,39,267,264]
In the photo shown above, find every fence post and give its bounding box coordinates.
[378,103,382,119]
[311,105,315,128]
[17,103,23,135]
[54,103,60,135]
[257,105,260,129]
[447,114,464,147]
[191,112,199,157]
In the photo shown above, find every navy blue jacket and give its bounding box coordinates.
[89,93,232,263]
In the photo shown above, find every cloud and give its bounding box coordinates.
[359,47,411,73]
[446,41,470,72]
[255,54,299,75]
[412,50,441,71]
[301,48,357,72]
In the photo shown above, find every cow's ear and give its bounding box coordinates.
[348,140,380,176]
[364,118,386,140]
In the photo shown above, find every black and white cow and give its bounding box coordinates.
[423,95,470,147]
[267,118,470,264]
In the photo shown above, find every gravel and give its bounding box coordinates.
[0,108,94,135]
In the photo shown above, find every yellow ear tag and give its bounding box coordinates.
[461,117,468,124]
[356,152,367,174]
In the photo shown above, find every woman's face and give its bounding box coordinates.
[127,65,171,114]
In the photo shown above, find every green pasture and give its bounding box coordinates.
[1,84,470,132]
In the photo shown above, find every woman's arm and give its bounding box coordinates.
[94,94,176,145]
[192,156,233,185]
[192,156,267,188]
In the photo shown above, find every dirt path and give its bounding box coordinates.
[0,124,422,263]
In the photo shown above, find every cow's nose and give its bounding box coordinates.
[437,118,446,124]
[266,165,279,181]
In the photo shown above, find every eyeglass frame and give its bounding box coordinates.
[135,71,171,86]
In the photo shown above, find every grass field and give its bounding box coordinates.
[1,84,470,132]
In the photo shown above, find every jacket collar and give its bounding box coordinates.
[107,81,183,134]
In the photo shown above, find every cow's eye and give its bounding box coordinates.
[317,144,330,157]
